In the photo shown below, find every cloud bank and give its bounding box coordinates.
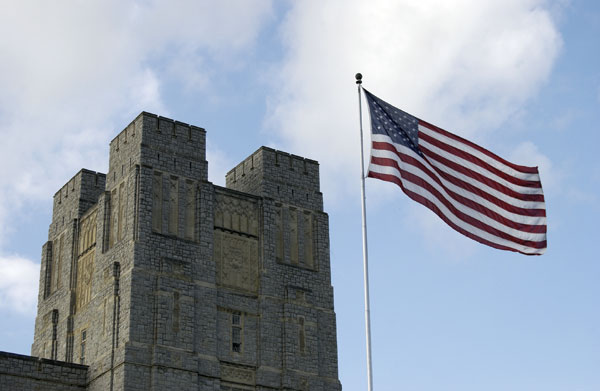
[0,1,273,313]
[0,256,39,314]
[267,0,562,208]
[0,0,273,248]
[0,0,563,310]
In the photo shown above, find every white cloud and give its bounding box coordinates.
[0,1,273,246]
[566,188,597,205]
[407,204,479,259]
[550,108,580,131]
[165,52,209,93]
[509,141,561,193]
[207,142,236,187]
[0,256,39,315]
[130,68,169,115]
[266,0,561,209]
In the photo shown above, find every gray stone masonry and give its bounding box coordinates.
[21,112,342,390]
[0,351,87,390]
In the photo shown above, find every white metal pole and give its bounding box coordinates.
[356,73,374,391]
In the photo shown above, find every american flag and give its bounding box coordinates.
[363,89,547,255]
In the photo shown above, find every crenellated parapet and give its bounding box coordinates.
[50,169,106,240]
[139,112,207,181]
[225,147,323,211]
[106,112,207,193]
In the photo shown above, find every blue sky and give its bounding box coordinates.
[0,1,598,390]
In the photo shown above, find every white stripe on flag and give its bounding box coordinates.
[419,138,544,195]
[370,148,545,225]
[418,124,540,181]
[369,145,546,242]
[368,161,545,254]
[371,134,545,208]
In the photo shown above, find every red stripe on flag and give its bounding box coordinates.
[366,170,546,255]
[372,141,546,210]
[372,142,546,217]
[418,120,539,174]
[369,156,546,248]
[370,155,546,234]
[419,132,542,188]
[419,144,545,202]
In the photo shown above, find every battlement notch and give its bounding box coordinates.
[226,147,323,211]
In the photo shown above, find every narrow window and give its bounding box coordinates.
[51,309,58,360]
[184,180,195,240]
[231,311,242,353]
[152,172,163,233]
[117,182,125,241]
[303,212,313,268]
[168,176,179,235]
[172,291,180,334]
[43,242,53,298]
[51,234,64,293]
[80,329,87,364]
[299,317,306,353]
[275,205,283,262]
[289,208,298,265]
[109,188,117,247]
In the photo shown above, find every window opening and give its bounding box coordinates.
[299,317,306,353]
[231,311,242,353]
[80,329,87,364]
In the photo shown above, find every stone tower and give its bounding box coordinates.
[29,112,342,391]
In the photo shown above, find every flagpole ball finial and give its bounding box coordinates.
[355,73,362,84]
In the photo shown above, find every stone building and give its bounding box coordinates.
[0,112,342,391]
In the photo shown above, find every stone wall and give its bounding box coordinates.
[27,112,341,390]
[0,351,88,390]
[226,147,323,211]
[32,169,106,363]
[225,147,340,390]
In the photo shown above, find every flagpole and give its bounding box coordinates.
[356,73,374,391]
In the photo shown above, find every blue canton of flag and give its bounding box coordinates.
[367,92,423,158]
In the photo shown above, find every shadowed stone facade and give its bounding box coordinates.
[0,112,342,390]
